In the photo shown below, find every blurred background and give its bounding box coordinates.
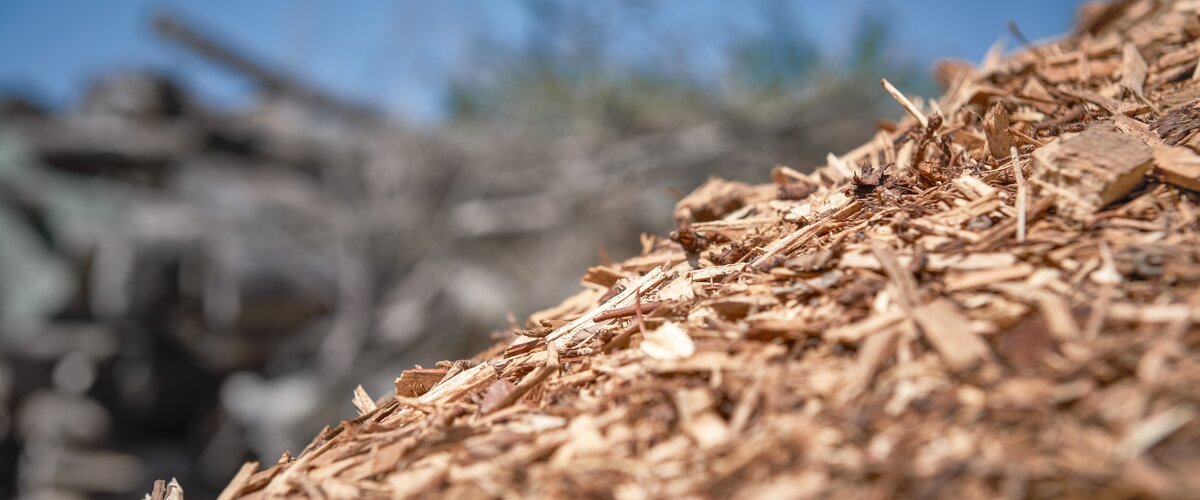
[0,1,1083,498]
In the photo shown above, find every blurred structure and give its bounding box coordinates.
[0,5,905,499]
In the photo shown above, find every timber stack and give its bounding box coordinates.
[194,1,1200,498]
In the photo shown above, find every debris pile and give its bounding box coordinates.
[216,1,1200,498]
[3,12,885,499]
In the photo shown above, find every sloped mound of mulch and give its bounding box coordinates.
[197,1,1200,498]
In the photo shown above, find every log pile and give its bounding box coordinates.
[213,1,1200,498]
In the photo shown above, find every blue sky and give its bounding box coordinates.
[0,1,1085,124]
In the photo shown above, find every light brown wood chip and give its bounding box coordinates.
[912,299,991,372]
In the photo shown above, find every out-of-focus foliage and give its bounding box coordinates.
[447,1,921,129]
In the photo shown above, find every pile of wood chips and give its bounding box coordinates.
[210,1,1200,498]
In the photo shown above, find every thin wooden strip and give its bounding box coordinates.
[592,301,664,321]
[882,78,929,128]
[971,195,1055,251]
[544,267,668,347]
[825,309,907,343]
[752,201,862,266]
[690,263,746,281]
[945,264,1036,291]
[692,217,776,231]
[1011,146,1027,242]
[416,362,499,405]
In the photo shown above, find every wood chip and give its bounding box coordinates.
[912,299,991,372]
[1121,42,1148,97]
[640,321,696,360]
[1152,144,1200,191]
[1031,123,1152,223]
[351,385,376,416]
[984,103,1012,161]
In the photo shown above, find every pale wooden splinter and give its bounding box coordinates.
[1011,146,1027,243]
[881,78,928,128]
